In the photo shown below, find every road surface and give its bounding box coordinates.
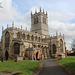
[39,59,69,75]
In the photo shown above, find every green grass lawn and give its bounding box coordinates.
[55,56,75,73]
[0,60,41,75]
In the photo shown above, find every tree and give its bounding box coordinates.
[71,39,75,53]
[0,2,3,8]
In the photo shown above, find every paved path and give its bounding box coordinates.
[39,59,69,75]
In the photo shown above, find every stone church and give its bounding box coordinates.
[0,8,66,60]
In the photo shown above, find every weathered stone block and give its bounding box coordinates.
[15,56,23,62]
[0,71,23,75]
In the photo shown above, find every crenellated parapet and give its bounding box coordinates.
[31,7,47,17]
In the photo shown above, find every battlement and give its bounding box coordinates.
[31,8,47,17]
[31,8,49,36]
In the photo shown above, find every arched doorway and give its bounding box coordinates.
[36,52,38,60]
[53,44,56,54]
[36,51,40,60]
[14,43,20,55]
[5,50,9,60]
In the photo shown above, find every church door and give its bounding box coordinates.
[36,52,38,60]
[53,44,56,54]
[14,43,20,55]
[5,50,9,60]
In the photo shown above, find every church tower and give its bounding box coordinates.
[31,8,49,36]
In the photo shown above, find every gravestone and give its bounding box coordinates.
[14,55,23,62]
[17,56,23,62]
[25,57,29,60]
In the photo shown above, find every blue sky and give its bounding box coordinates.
[0,0,75,50]
[13,0,75,13]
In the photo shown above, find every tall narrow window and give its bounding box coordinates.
[37,17,38,23]
[38,45,40,48]
[17,32,20,39]
[27,34,30,40]
[31,35,34,41]
[5,31,10,48]
[43,17,44,23]
[22,34,25,40]
[45,18,46,24]
[34,18,36,24]
[39,37,40,42]
[35,36,37,41]
[60,39,63,52]
[14,43,20,54]
[43,17,46,24]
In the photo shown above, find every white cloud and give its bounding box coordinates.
[48,11,75,22]
[0,0,22,40]
[22,7,75,50]
[47,11,75,50]
[0,0,22,22]
[0,0,75,50]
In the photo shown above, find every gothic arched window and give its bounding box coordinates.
[37,17,38,23]
[31,35,34,41]
[42,39,43,42]
[34,18,36,24]
[14,43,20,54]
[60,39,63,52]
[43,17,46,24]
[43,17,44,23]
[53,44,56,54]
[34,45,36,48]
[35,36,37,41]
[45,18,46,24]
[39,37,40,42]
[5,31,10,48]
[22,34,25,39]
[34,17,38,24]
[17,32,20,39]
[38,45,40,48]
[27,34,30,40]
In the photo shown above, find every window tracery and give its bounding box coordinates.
[5,31,10,48]
[35,36,37,41]
[31,35,34,41]
[17,32,20,39]
[34,17,39,24]
[43,17,46,24]
[27,34,30,40]
[22,34,25,39]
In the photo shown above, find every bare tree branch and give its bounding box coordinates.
[0,2,3,8]
[71,39,75,52]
